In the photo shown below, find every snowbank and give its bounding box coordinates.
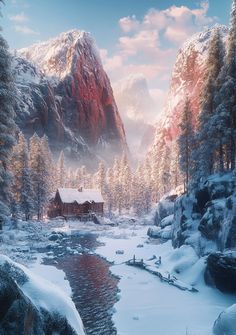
[0,255,85,335]
[213,304,236,335]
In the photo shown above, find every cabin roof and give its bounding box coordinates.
[57,188,104,204]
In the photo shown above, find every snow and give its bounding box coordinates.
[160,214,174,228]
[213,304,236,335]
[57,187,104,204]
[0,254,85,335]
[95,222,236,335]
[18,29,101,81]
[0,217,235,335]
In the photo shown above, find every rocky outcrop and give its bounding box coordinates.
[14,30,127,165]
[205,253,236,293]
[172,173,236,254]
[0,255,85,335]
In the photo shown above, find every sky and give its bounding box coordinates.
[1,0,233,118]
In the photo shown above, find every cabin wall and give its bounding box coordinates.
[48,192,104,219]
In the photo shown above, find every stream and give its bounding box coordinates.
[43,231,119,335]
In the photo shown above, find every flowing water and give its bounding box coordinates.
[44,232,119,335]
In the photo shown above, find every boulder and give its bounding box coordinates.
[0,255,85,335]
[205,253,236,293]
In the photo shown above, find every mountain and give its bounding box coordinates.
[113,74,158,158]
[13,30,127,166]
[152,25,228,146]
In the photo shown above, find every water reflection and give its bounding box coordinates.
[47,232,119,335]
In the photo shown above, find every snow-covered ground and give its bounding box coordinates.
[95,223,236,335]
[0,218,235,335]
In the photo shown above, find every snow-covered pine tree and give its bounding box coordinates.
[105,167,114,215]
[121,163,132,211]
[159,144,171,195]
[215,1,236,171]
[197,27,224,178]
[170,141,182,190]
[41,135,55,193]
[20,135,34,220]
[74,168,82,188]
[95,162,106,193]
[133,164,146,215]
[56,151,66,188]
[150,141,162,202]
[178,98,195,191]
[29,133,50,220]
[0,10,16,225]
[11,132,26,202]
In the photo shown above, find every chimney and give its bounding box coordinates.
[78,186,83,192]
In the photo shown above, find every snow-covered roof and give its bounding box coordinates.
[57,188,104,204]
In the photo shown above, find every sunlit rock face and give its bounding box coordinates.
[151,25,228,147]
[13,30,127,165]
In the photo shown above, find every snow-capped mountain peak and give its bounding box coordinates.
[13,29,127,165]
[17,29,101,81]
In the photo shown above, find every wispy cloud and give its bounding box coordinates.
[14,25,39,35]
[9,12,28,23]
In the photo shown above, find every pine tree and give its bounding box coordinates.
[178,98,195,191]
[105,168,114,215]
[21,135,34,220]
[11,132,26,202]
[159,144,171,195]
[56,151,66,188]
[197,27,224,178]
[41,135,54,193]
[0,10,16,224]
[29,133,50,220]
[215,1,236,171]
[95,162,106,193]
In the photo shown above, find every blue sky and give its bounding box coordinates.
[1,0,232,50]
[1,0,233,116]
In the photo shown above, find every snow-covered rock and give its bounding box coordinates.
[147,226,162,238]
[213,304,236,335]
[172,173,236,255]
[147,225,172,240]
[206,253,236,293]
[14,29,127,165]
[0,254,85,335]
[160,214,174,228]
[154,195,177,226]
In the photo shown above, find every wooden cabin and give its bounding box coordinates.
[48,187,104,219]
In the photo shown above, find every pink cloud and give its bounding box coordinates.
[119,15,140,33]
[101,1,216,113]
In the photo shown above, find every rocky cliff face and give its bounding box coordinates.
[13,30,127,166]
[151,25,228,147]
